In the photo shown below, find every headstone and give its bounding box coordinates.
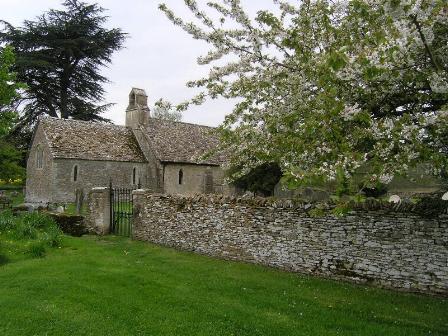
[56,206,64,213]
[75,188,84,215]
[389,195,401,203]
[27,204,36,212]
[442,192,448,201]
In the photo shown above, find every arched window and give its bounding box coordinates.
[132,167,137,185]
[178,169,183,185]
[36,145,43,169]
[73,165,78,182]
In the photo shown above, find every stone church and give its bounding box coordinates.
[25,88,231,204]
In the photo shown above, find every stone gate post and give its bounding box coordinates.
[86,187,110,235]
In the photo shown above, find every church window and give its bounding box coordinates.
[73,165,78,182]
[36,145,43,169]
[132,167,137,185]
[178,169,183,185]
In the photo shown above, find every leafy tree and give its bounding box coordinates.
[0,0,126,127]
[152,98,183,122]
[160,0,448,193]
[0,46,25,181]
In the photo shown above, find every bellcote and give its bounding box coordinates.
[126,88,150,128]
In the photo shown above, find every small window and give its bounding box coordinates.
[36,145,43,169]
[73,165,78,182]
[132,167,137,185]
[178,169,183,185]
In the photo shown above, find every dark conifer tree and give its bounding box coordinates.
[0,0,126,126]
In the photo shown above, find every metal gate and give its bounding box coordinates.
[110,182,138,237]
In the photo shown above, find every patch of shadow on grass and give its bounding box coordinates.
[0,254,9,266]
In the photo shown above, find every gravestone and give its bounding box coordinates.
[75,188,84,215]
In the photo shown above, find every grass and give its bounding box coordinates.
[0,211,63,264]
[64,202,87,215]
[1,188,25,207]
[0,232,446,336]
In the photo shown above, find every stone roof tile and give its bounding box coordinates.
[144,118,227,165]
[40,118,147,162]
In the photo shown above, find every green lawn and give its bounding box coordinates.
[0,235,446,336]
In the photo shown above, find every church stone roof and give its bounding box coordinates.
[38,117,226,166]
[40,118,147,162]
[143,118,226,166]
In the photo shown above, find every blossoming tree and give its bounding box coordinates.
[160,0,448,192]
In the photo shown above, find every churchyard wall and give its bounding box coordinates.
[132,191,448,295]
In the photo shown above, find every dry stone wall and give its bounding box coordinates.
[132,191,448,295]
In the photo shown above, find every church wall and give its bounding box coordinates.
[25,123,54,204]
[50,159,148,203]
[131,128,163,193]
[163,163,226,195]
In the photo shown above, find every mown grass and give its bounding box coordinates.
[0,231,446,336]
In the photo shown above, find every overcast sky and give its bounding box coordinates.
[1,0,275,127]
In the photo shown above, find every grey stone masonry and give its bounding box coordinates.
[132,191,448,295]
[85,188,110,235]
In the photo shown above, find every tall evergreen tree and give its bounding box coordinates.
[0,0,126,127]
[0,46,25,181]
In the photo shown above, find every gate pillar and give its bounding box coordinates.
[86,187,111,235]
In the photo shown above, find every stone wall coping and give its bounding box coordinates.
[133,190,448,217]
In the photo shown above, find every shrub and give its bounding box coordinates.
[22,212,57,229]
[42,224,63,247]
[13,220,38,240]
[27,241,46,258]
[332,203,351,217]
[0,210,15,232]
[308,207,326,218]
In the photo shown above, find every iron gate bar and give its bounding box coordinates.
[109,182,137,237]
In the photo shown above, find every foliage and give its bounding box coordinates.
[153,98,183,122]
[0,210,63,252]
[0,209,15,231]
[13,219,38,240]
[0,45,22,109]
[0,140,24,181]
[0,46,25,181]
[0,178,23,186]
[0,0,126,128]
[231,162,282,196]
[27,241,46,258]
[0,235,446,335]
[308,207,326,218]
[159,0,448,194]
[331,203,352,217]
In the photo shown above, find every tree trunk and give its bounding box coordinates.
[60,65,70,119]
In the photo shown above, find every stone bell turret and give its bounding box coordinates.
[126,88,150,128]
